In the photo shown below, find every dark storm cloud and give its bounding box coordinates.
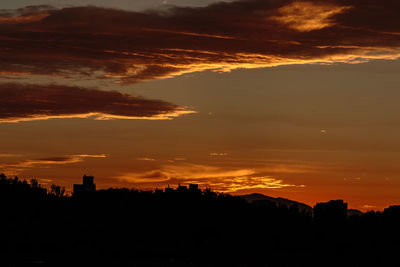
[1,0,400,83]
[0,83,193,122]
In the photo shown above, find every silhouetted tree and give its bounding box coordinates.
[30,178,39,188]
[50,184,65,198]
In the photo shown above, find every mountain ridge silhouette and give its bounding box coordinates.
[239,193,313,214]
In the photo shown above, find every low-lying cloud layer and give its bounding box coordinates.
[1,0,400,83]
[116,163,305,192]
[0,83,193,122]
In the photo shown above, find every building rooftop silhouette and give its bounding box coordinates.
[162,184,201,193]
[73,174,96,194]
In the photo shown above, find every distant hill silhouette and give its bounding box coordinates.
[348,208,363,216]
[239,193,313,214]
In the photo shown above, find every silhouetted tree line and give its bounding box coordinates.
[1,174,400,266]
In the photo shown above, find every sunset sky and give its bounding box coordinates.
[2,0,400,211]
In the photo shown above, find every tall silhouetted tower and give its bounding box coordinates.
[73,174,96,194]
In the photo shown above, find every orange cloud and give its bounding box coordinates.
[202,176,305,193]
[0,153,107,175]
[271,2,351,32]
[0,13,50,24]
[115,163,305,192]
[73,154,107,158]
[0,1,399,84]
[0,153,21,157]
[0,154,107,168]
[137,157,156,161]
[0,83,194,123]
[210,152,228,156]
[117,170,170,183]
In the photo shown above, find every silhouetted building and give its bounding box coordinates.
[154,189,163,194]
[162,184,201,193]
[313,200,348,224]
[73,175,96,194]
[177,184,188,192]
[165,185,174,193]
[189,184,200,192]
[384,205,400,220]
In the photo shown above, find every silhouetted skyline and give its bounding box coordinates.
[2,173,400,266]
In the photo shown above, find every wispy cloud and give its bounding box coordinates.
[115,162,305,192]
[0,83,194,123]
[1,157,82,168]
[199,176,305,192]
[210,152,228,156]
[0,154,107,175]
[0,153,21,157]
[73,154,107,158]
[137,157,156,161]
[271,2,351,32]
[1,0,400,84]
[117,170,170,183]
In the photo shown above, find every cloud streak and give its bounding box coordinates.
[0,83,194,123]
[0,154,107,168]
[116,163,305,192]
[1,0,400,83]
[0,153,107,175]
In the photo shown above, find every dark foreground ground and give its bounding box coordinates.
[1,175,400,266]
